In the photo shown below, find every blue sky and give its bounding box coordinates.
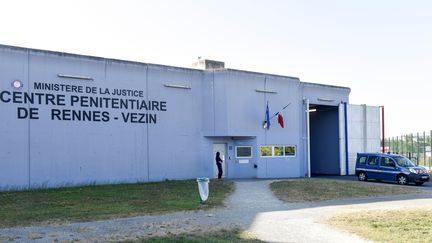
[1,0,431,136]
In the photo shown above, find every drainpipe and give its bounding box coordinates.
[306,99,311,178]
[344,102,349,176]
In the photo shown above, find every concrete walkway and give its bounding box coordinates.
[1,180,432,242]
[225,180,368,243]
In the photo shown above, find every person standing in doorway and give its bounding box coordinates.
[216,151,223,179]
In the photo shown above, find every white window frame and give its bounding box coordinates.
[274,146,285,157]
[284,145,296,157]
[260,145,297,157]
[260,146,273,157]
[235,146,253,159]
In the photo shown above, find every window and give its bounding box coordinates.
[381,157,395,167]
[274,146,284,156]
[394,156,416,167]
[284,146,296,156]
[367,156,379,166]
[260,146,272,157]
[260,145,296,157]
[358,156,367,164]
[235,146,252,158]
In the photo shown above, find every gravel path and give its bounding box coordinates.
[1,179,432,242]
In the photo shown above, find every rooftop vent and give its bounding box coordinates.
[192,58,225,70]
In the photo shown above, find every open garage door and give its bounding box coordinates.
[309,105,341,175]
[339,104,381,175]
[307,103,381,176]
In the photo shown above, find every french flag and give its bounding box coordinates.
[278,113,284,128]
[264,101,270,129]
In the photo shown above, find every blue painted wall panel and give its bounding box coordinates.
[0,47,30,190]
[0,45,351,190]
[146,66,203,181]
[28,54,149,187]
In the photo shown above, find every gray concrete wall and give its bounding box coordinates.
[0,44,351,190]
[0,46,30,189]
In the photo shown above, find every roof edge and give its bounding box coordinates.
[301,81,351,91]
[205,68,300,81]
[0,44,351,90]
[0,44,203,73]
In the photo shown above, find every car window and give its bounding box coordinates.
[394,156,416,167]
[380,157,395,167]
[358,156,367,164]
[367,156,379,166]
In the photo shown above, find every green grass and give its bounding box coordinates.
[0,180,233,227]
[270,179,421,202]
[326,209,432,242]
[126,229,264,243]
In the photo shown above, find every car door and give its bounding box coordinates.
[366,155,380,179]
[378,156,397,181]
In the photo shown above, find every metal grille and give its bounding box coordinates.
[385,131,432,168]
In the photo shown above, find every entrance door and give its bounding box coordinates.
[213,144,227,178]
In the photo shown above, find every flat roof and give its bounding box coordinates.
[301,81,350,91]
[0,44,350,90]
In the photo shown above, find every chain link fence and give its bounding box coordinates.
[385,131,432,168]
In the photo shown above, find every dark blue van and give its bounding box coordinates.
[355,153,430,186]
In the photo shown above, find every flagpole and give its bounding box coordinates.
[270,103,291,120]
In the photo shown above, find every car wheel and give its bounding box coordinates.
[358,172,367,181]
[397,174,408,185]
[415,182,424,186]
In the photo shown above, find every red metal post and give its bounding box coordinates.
[381,106,385,153]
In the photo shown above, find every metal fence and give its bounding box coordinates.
[385,131,432,168]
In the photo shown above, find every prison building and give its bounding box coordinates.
[0,44,381,190]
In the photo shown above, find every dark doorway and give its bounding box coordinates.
[309,105,340,175]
